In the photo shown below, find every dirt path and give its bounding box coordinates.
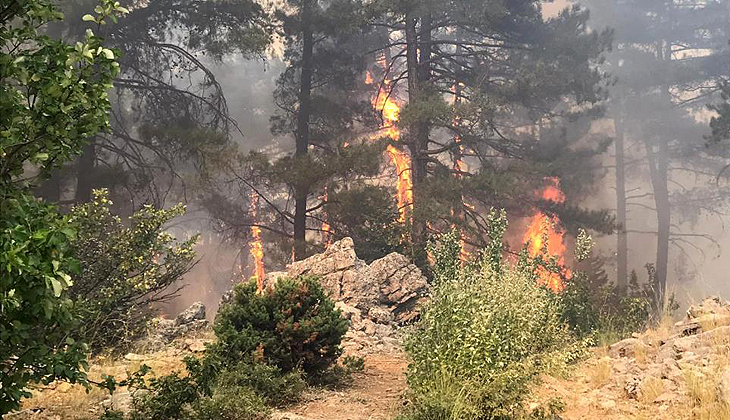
[275,351,409,420]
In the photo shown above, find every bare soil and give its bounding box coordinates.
[277,351,409,420]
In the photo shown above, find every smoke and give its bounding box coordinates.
[158,0,730,318]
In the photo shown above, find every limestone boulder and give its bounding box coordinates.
[283,237,429,326]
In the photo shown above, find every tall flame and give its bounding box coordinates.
[523,177,571,292]
[321,187,331,246]
[366,70,413,223]
[249,192,265,291]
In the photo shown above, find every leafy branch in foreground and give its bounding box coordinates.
[0,0,126,413]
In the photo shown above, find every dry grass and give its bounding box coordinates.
[634,343,648,368]
[684,367,716,406]
[638,376,664,404]
[588,358,613,389]
[14,350,188,420]
[643,315,675,348]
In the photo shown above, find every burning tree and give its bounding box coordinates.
[197,1,616,275]
[362,0,615,265]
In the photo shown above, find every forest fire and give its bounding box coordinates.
[248,192,265,290]
[366,71,413,223]
[523,178,571,292]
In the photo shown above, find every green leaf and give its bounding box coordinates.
[82,14,96,22]
[50,278,63,297]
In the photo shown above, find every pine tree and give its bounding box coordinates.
[36,0,270,207]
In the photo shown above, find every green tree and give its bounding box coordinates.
[196,0,398,267]
[68,189,197,352]
[0,0,124,413]
[270,0,386,259]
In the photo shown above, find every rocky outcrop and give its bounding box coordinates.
[599,297,730,408]
[262,238,430,355]
[145,302,209,350]
[284,238,429,326]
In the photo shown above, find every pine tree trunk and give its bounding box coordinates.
[74,139,96,203]
[406,13,432,265]
[645,136,670,310]
[293,0,314,261]
[613,113,628,293]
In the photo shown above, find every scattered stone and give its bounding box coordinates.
[369,307,394,324]
[279,238,429,326]
[625,376,641,399]
[687,297,730,319]
[220,237,430,356]
[144,302,210,350]
[55,382,72,393]
[185,338,207,353]
[335,302,362,321]
[599,399,617,410]
[124,353,146,361]
[609,338,647,359]
[175,301,206,325]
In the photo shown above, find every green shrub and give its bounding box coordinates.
[68,189,197,352]
[210,276,348,375]
[401,223,584,420]
[117,358,304,420]
[214,362,305,407]
[559,257,653,340]
[129,371,200,420]
[193,386,269,420]
[99,409,126,420]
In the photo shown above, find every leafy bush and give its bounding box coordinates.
[0,194,89,414]
[0,0,124,413]
[99,276,345,420]
[213,362,305,407]
[129,371,201,420]
[400,221,584,420]
[192,386,269,420]
[210,276,348,376]
[113,357,304,420]
[559,255,657,341]
[68,189,197,352]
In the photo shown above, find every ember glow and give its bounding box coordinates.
[248,192,265,291]
[523,178,571,292]
[366,70,413,223]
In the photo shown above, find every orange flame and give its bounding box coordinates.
[366,69,413,223]
[321,188,331,246]
[523,178,570,292]
[249,192,265,291]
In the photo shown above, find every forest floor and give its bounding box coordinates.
[10,346,409,420]
[16,301,730,420]
[273,351,408,420]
